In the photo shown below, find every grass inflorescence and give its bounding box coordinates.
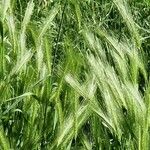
[0,0,150,149]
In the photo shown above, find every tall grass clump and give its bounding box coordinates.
[0,0,150,149]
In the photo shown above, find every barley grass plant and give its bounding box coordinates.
[0,0,150,149]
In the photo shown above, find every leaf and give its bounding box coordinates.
[0,127,10,150]
[2,92,33,115]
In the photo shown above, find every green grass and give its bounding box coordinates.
[0,0,150,149]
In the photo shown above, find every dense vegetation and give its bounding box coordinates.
[0,0,150,149]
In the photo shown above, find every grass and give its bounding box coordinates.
[0,0,150,149]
